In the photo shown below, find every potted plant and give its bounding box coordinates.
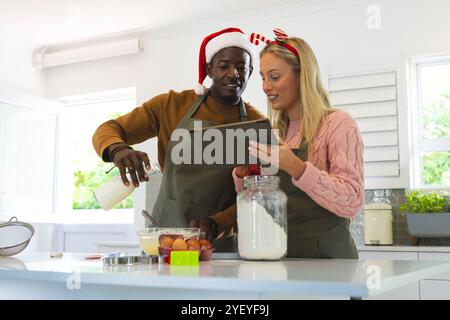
[400,191,450,238]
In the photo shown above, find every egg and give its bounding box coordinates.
[172,238,188,251]
[159,234,183,245]
[187,239,200,251]
[199,239,212,248]
[160,237,174,249]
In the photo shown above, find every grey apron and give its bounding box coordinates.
[277,139,358,259]
[151,91,248,252]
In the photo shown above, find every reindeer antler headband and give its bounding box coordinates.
[250,28,299,59]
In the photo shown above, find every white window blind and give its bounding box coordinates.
[329,71,406,189]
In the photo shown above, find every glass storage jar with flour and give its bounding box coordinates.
[237,175,288,260]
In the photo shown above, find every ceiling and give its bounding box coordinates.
[1,0,310,46]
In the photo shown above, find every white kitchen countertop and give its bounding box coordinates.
[1,252,450,299]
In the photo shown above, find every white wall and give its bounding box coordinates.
[44,0,450,130]
[38,0,450,246]
[21,224,58,254]
[0,32,43,96]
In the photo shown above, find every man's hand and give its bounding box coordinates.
[112,147,151,187]
[189,218,218,242]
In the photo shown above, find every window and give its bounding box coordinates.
[410,56,450,188]
[0,100,58,219]
[57,88,136,221]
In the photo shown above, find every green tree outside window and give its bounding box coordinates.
[419,64,450,186]
[71,109,134,210]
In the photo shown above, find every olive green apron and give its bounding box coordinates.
[151,91,247,252]
[277,139,358,259]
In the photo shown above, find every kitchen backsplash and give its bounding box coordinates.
[147,180,450,246]
[351,189,450,246]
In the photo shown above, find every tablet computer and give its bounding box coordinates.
[183,118,278,167]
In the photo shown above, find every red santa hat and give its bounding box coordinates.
[195,27,255,95]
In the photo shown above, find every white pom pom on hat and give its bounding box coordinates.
[195,27,255,95]
[194,83,207,95]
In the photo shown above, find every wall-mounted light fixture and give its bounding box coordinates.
[33,37,143,69]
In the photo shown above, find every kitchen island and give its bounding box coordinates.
[1,252,450,300]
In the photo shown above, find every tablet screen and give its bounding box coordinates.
[176,119,279,167]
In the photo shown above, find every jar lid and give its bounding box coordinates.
[243,175,280,184]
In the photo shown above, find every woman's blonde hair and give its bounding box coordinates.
[261,38,334,145]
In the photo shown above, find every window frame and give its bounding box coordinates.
[409,54,450,189]
[55,87,137,224]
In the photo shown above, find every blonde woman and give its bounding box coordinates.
[233,29,364,258]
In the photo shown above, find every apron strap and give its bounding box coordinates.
[239,99,248,121]
[299,137,308,155]
[184,92,209,119]
[290,137,308,161]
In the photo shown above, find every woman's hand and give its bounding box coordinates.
[248,138,306,179]
[235,165,249,179]
[111,146,151,187]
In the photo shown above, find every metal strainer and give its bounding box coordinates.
[0,217,35,256]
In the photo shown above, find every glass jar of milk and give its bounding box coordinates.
[237,175,287,260]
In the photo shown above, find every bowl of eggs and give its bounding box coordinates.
[137,228,213,262]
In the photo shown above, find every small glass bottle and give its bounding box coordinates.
[93,174,135,210]
[236,175,288,260]
[93,165,160,210]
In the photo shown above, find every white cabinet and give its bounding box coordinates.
[358,250,420,300]
[418,252,450,300]
[358,247,450,300]
[418,253,450,280]
[58,224,135,253]
[96,242,141,254]
[420,280,450,300]
[368,282,420,300]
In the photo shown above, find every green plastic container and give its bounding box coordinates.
[170,250,199,266]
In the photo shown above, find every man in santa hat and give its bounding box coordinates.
[92,27,264,252]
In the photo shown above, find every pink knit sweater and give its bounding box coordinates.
[233,109,365,219]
